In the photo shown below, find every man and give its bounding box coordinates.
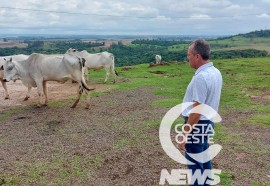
[179,39,222,186]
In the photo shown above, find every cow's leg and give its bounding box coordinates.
[1,80,9,99]
[71,85,83,108]
[24,87,32,101]
[84,90,90,109]
[104,66,110,83]
[84,68,90,81]
[110,66,117,84]
[43,81,48,106]
[36,80,44,107]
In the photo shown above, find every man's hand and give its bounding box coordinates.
[178,141,186,151]
[178,134,186,151]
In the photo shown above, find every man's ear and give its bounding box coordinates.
[0,65,3,70]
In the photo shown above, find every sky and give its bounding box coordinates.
[0,0,270,36]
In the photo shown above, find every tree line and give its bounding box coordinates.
[0,39,268,67]
[0,40,104,56]
[108,44,187,66]
[211,49,268,59]
[216,29,270,40]
[131,39,189,46]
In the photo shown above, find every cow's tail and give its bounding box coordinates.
[79,58,94,91]
[110,54,118,76]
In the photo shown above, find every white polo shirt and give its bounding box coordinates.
[182,62,222,120]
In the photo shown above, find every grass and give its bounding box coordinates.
[214,124,235,143]
[115,63,192,101]
[0,107,23,121]
[220,172,233,186]
[48,101,65,107]
[248,113,270,127]
[252,181,270,186]
[1,154,103,185]
[113,138,130,149]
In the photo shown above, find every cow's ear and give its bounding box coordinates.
[0,65,3,70]
[10,57,12,62]
[4,58,6,61]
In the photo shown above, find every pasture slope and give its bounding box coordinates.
[0,57,270,186]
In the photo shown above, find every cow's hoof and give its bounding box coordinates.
[23,97,29,101]
[85,105,90,109]
[4,96,9,100]
[71,105,76,108]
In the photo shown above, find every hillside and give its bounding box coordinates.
[235,29,270,38]
[208,29,270,53]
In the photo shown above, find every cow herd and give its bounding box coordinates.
[0,50,161,108]
[0,48,118,109]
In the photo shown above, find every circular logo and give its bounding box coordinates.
[159,102,222,165]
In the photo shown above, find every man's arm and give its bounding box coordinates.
[186,101,201,128]
[178,101,201,151]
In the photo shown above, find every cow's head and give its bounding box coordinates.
[66,48,77,54]
[3,58,17,82]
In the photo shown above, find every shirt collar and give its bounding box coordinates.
[195,62,213,75]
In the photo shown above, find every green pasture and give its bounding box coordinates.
[90,57,270,120]
[167,36,270,53]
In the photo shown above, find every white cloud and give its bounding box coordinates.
[256,13,270,18]
[0,0,269,35]
[155,15,171,21]
[190,14,211,20]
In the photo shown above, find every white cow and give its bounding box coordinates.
[3,53,94,108]
[66,48,118,83]
[155,55,162,64]
[0,54,29,99]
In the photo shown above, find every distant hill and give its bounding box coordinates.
[218,29,270,40]
[237,29,270,38]
[210,29,270,54]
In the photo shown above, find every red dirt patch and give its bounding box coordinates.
[0,80,116,111]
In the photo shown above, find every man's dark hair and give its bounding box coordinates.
[190,39,211,60]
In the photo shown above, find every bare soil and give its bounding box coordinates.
[0,80,116,111]
[0,81,269,185]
